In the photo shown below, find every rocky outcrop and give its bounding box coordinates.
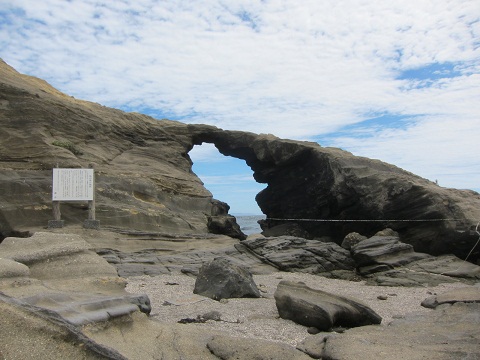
[1,59,480,262]
[348,234,480,286]
[351,235,432,275]
[274,280,382,331]
[193,257,261,300]
[207,335,313,360]
[321,302,480,360]
[188,125,480,261]
[241,235,355,274]
[0,232,151,325]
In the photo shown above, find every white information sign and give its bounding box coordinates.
[52,168,94,201]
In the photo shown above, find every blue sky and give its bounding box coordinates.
[1,1,479,214]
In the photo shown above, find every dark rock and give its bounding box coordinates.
[351,235,432,274]
[208,200,246,240]
[207,335,313,360]
[354,238,480,285]
[341,232,367,250]
[322,303,480,360]
[242,236,355,274]
[178,310,223,324]
[190,125,480,262]
[274,280,382,331]
[193,257,261,300]
[421,287,480,309]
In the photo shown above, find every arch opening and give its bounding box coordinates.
[189,143,266,235]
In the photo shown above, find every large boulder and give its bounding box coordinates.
[193,257,261,300]
[274,280,382,331]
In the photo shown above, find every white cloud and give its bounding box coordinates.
[1,0,479,193]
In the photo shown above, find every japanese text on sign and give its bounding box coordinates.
[52,168,94,201]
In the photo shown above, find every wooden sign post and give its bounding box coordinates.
[48,167,100,229]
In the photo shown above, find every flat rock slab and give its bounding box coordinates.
[0,231,151,329]
[22,292,151,325]
[1,232,91,264]
[322,303,480,360]
[274,280,382,331]
[366,269,460,287]
[421,286,480,308]
[207,335,313,360]
[0,294,128,360]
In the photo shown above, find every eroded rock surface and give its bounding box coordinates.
[351,235,432,275]
[0,232,150,325]
[321,303,480,360]
[274,280,382,331]
[241,235,355,274]
[207,335,312,360]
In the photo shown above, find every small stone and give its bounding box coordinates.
[377,295,388,300]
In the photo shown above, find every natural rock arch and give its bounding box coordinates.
[187,124,480,261]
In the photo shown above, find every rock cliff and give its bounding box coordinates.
[0,59,231,238]
[1,59,479,261]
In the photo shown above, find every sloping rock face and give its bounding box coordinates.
[1,60,479,262]
[0,60,242,239]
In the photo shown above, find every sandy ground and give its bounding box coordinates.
[125,271,475,347]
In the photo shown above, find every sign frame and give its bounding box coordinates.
[52,168,94,201]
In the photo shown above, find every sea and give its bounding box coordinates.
[234,214,266,235]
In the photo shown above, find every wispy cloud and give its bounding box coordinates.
[1,0,479,202]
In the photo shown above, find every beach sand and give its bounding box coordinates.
[125,271,474,347]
